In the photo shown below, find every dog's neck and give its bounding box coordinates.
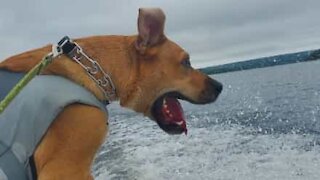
[0,35,140,107]
[69,36,140,105]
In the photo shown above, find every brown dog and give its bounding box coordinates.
[0,8,222,179]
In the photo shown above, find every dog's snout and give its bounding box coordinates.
[197,77,223,104]
[207,78,223,94]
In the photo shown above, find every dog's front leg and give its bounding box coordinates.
[34,104,108,180]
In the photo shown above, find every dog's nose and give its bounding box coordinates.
[207,78,223,94]
[214,80,223,94]
[197,77,223,104]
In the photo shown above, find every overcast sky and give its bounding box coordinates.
[1,0,320,68]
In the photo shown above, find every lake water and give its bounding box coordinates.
[93,61,320,180]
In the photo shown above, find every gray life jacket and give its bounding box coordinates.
[0,70,107,180]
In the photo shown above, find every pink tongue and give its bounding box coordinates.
[162,97,187,134]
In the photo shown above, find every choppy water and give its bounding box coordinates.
[93,61,320,180]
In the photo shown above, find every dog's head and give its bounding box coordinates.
[123,8,223,135]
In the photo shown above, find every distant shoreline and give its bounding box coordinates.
[199,49,320,75]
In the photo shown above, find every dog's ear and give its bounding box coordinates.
[135,8,166,53]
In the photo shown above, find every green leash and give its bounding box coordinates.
[0,53,55,114]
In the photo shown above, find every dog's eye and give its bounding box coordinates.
[181,59,191,68]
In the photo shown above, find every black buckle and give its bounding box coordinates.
[57,36,76,55]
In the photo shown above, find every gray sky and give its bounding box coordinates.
[1,0,320,68]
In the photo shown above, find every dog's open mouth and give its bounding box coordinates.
[151,92,188,135]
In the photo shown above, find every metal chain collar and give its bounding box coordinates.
[57,37,117,102]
